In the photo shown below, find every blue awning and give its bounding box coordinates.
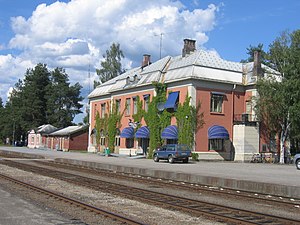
[120,127,134,138]
[211,91,226,96]
[135,126,150,138]
[208,125,229,139]
[164,91,179,110]
[161,125,178,139]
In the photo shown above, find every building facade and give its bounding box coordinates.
[27,124,57,149]
[47,125,88,151]
[88,39,279,161]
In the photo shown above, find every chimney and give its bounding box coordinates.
[182,39,196,57]
[142,54,151,68]
[253,51,262,77]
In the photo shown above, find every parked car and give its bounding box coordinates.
[153,144,192,163]
[294,154,300,170]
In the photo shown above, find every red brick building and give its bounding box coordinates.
[47,125,88,151]
[88,39,280,161]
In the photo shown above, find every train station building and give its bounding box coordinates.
[88,39,280,161]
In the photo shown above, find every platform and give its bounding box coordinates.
[0,146,299,198]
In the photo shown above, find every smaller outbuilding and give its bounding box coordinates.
[27,124,58,149]
[47,125,88,151]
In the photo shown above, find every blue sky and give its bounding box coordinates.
[0,0,299,123]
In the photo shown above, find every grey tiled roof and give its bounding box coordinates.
[88,49,280,99]
[48,125,87,136]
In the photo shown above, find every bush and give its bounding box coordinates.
[191,152,199,161]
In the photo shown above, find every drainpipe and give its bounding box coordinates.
[231,84,236,160]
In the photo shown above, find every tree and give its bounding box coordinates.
[0,64,83,143]
[95,43,124,86]
[255,29,300,163]
[46,67,83,128]
[240,43,268,65]
[21,64,51,130]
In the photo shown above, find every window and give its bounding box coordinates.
[101,103,106,118]
[100,129,105,146]
[31,136,35,144]
[116,99,121,113]
[126,98,131,115]
[115,129,120,147]
[115,137,120,146]
[209,139,224,151]
[133,97,137,114]
[94,104,97,118]
[126,138,134,148]
[246,101,252,114]
[143,94,150,112]
[210,94,223,113]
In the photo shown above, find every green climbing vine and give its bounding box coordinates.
[144,82,171,158]
[132,96,143,130]
[94,111,108,152]
[107,102,123,153]
[175,94,205,149]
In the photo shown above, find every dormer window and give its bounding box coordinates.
[126,76,130,84]
[133,74,138,82]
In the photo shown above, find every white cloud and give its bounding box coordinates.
[1,0,220,118]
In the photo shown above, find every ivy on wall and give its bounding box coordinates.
[107,102,123,152]
[94,111,108,152]
[144,82,171,158]
[132,95,143,129]
[175,94,205,149]
[94,102,123,153]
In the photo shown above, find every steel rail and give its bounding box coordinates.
[0,173,146,225]
[1,159,299,225]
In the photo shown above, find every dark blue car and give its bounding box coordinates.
[153,144,192,163]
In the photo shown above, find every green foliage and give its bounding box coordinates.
[132,96,143,129]
[175,94,204,149]
[95,43,125,86]
[46,67,83,128]
[254,29,300,163]
[0,64,83,143]
[240,43,269,64]
[144,82,171,158]
[191,152,199,161]
[107,103,123,153]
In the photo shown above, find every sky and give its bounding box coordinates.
[0,0,299,123]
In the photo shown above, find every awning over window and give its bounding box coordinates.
[120,127,134,138]
[164,91,179,110]
[211,91,226,96]
[208,125,229,139]
[135,126,150,138]
[161,125,178,139]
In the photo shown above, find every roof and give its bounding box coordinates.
[36,124,57,134]
[48,125,88,136]
[88,56,171,99]
[88,49,281,99]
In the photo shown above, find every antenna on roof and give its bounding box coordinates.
[154,33,164,59]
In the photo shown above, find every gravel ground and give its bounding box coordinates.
[0,164,224,225]
[33,161,300,220]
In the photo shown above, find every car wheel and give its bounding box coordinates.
[168,155,174,163]
[153,154,159,162]
[183,158,189,163]
[296,160,300,170]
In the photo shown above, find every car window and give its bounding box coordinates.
[178,145,189,151]
[167,146,175,151]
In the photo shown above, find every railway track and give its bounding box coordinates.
[0,173,146,225]
[1,159,299,225]
[37,160,300,208]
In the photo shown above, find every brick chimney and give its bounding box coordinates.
[142,54,151,68]
[182,39,196,57]
[253,51,262,77]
